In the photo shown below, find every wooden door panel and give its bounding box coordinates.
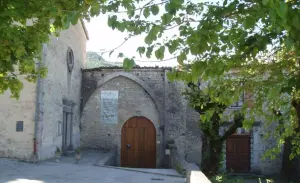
[226,135,250,173]
[121,117,156,168]
[121,127,136,167]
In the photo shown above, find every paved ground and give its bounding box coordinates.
[0,158,185,183]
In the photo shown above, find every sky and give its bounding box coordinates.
[84,14,178,67]
[84,0,220,67]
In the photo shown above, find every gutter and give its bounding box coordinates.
[33,44,46,162]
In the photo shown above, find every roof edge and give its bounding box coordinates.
[80,19,89,40]
[82,66,173,72]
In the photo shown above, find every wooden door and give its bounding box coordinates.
[121,117,156,168]
[226,134,250,173]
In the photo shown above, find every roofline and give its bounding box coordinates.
[80,19,89,40]
[82,66,173,72]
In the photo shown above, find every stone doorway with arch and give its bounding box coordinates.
[80,71,164,168]
[121,116,156,168]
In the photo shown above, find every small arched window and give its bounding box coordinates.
[67,47,74,73]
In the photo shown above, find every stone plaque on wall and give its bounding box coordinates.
[100,90,118,124]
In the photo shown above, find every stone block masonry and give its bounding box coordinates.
[81,67,202,168]
[0,21,88,161]
[0,79,36,160]
[37,21,87,160]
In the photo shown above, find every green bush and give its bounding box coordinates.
[210,174,244,183]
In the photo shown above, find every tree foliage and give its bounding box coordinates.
[0,0,101,98]
[2,0,300,175]
[97,0,300,176]
[184,82,244,175]
[98,0,300,160]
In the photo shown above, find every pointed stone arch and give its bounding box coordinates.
[96,72,163,122]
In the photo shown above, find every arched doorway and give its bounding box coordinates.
[121,117,156,168]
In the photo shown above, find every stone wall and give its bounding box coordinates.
[81,69,164,166]
[81,68,203,168]
[37,22,88,160]
[220,123,283,175]
[185,107,202,166]
[251,125,283,175]
[0,79,36,160]
[81,75,161,166]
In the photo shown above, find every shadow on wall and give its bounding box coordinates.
[168,140,200,176]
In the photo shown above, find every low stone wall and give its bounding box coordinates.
[104,148,117,166]
[169,144,199,175]
[186,170,211,183]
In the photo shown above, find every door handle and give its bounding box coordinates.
[126,144,131,150]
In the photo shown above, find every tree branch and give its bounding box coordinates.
[115,0,168,14]
[220,113,244,141]
[97,34,134,55]
[134,56,177,62]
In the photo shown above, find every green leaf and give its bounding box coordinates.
[186,5,193,15]
[177,52,186,65]
[243,17,256,29]
[108,15,118,29]
[90,4,100,17]
[123,58,135,71]
[162,13,172,25]
[143,7,150,18]
[127,6,135,18]
[262,0,269,6]
[155,46,165,60]
[276,1,288,19]
[167,40,179,54]
[69,11,80,25]
[117,22,126,32]
[292,16,300,30]
[151,5,159,15]
[61,15,70,29]
[170,0,184,6]
[174,17,181,25]
[285,37,293,51]
[145,25,161,44]
[137,46,145,56]
[145,46,153,58]
[117,53,124,58]
[269,0,276,9]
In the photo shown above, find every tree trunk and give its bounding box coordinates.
[202,138,223,176]
[281,137,296,181]
[201,112,242,176]
[201,137,210,173]
[281,100,300,181]
[208,139,223,176]
[201,140,223,177]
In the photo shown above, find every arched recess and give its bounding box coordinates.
[96,72,163,123]
[80,71,164,167]
[121,116,156,168]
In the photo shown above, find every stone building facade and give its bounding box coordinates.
[80,68,202,168]
[0,21,88,161]
[81,67,283,174]
[0,21,283,174]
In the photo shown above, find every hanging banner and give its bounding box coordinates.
[100,90,118,124]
